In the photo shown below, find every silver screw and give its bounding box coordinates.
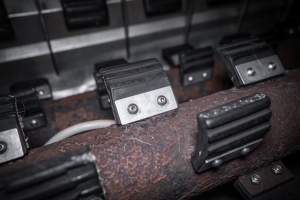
[247,68,256,76]
[212,159,223,168]
[241,147,250,156]
[202,72,208,78]
[289,28,295,35]
[268,62,277,70]
[157,95,168,106]
[198,151,202,157]
[188,76,194,82]
[0,142,7,154]
[271,164,283,175]
[38,90,45,96]
[127,104,138,114]
[250,174,261,185]
[31,119,37,126]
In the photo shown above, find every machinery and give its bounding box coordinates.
[0,0,300,200]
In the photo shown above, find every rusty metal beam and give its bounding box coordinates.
[2,69,300,200]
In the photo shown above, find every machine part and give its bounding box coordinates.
[1,70,300,200]
[100,58,178,125]
[179,46,214,86]
[0,0,14,40]
[18,93,47,131]
[61,0,109,30]
[216,34,285,87]
[162,44,193,68]
[143,0,182,17]
[191,93,271,173]
[234,161,293,200]
[45,119,116,145]
[10,79,52,100]
[0,96,28,164]
[94,59,128,109]
[11,90,47,131]
[0,147,105,200]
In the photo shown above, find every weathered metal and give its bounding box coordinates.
[1,69,300,200]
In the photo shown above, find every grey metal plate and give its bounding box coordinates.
[235,55,285,85]
[115,86,178,125]
[0,128,26,164]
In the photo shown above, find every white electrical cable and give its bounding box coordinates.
[44,120,116,146]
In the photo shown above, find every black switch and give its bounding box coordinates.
[144,0,182,17]
[61,0,109,30]
[179,46,214,86]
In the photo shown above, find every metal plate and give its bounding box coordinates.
[0,128,26,164]
[235,161,294,199]
[114,86,178,125]
[235,55,285,85]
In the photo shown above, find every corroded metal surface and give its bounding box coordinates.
[1,70,300,200]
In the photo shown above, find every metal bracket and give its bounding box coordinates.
[94,59,128,110]
[0,96,28,164]
[61,0,109,30]
[216,34,285,87]
[99,58,178,125]
[10,78,52,100]
[17,92,47,131]
[191,93,271,173]
[234,161,294,200]
[162,44,194,68]
[179,46,214,86]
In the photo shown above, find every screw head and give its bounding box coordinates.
[202,72,208,78]
[271,164,283,175]
[250,174,261,185]
[0,141,7,154]
[268,62,277,70]
[31,119,37,126]
[198,151,202,157]
[157,95,168,106]
[38,90,45,96]
[127,104,138,114]
[289,28,295,35]
[188,76,194,82]
[212,159,223,168]
[247,68,256,76]
[241,147,250,156]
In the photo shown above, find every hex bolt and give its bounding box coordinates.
[247,68,256,76]
[268,62,277,70]
[157,95,168,106]
[241,147,250,156]
[250,174,262,185]
[212,159,223,168]
[0,141,7,154]
[271,164,283,175]
[127,104,138,114]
